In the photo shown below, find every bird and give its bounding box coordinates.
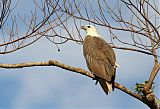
[81,25,118,95]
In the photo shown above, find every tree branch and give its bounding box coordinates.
[112,45,158,57]
[144,63,160,93]
[0,59,150,107]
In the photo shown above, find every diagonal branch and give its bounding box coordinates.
[0,60,144,104]
[0,60,158,108]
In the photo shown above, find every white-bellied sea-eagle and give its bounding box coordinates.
[81,25,118,95]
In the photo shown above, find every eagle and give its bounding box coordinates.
[81,25,117,95]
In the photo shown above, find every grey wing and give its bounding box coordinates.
[85,53,114,81]
[83,37,116,81]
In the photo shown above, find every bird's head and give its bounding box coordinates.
[81,25,100,37]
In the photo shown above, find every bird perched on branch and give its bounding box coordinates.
[81,25,118,95]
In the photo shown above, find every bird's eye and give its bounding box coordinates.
[87,26,90,28]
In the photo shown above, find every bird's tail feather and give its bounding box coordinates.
[106,82,113,92]
[98,78,113,95]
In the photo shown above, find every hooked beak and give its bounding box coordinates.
[80,26,86,30]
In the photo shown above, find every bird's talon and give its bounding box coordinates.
[95,80,98,85]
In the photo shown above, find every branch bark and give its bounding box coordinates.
[0,60,158,108]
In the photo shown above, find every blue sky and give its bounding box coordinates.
[0,0,159,109]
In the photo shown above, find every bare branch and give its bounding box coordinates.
[0,59,158,108]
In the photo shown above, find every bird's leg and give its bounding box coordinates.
[93,78,99,85]
[95,80,98,85]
